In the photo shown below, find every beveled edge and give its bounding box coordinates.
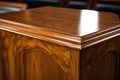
[0,19,119,50]
[0,19,81,49]
[82,25,120,48]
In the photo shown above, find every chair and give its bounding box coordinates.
[62,0,93,9]
[67,0,88,9]
[0,1,27,13]
[24,0,60,8]
[92,0,120,17]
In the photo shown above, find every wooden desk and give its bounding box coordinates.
[0,7,120,80]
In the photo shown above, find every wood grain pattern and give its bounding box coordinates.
[0,7,120,80]
[81,35,120,80]
[0,29,80,80]
[0,7,119,36]
[0,7,119,49]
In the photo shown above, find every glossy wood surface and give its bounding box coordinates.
[0,7,120,49]
[0,6,120,80]
[0,7,119,36]
[0,29,80,80]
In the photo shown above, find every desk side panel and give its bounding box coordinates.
[0,29,80,80]
[81,36,120,80]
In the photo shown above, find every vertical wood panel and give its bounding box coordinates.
[81,36,120,80]
[0,30,80,80]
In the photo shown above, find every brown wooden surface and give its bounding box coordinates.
[0,7,119,49]
[0,1,27,10]
[0,29,80,80]
[81,35,120,80]
[0,7,120,80]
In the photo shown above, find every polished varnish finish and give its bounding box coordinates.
[0,7,119,48]
[0,7,120,80]
[0,30,80,80]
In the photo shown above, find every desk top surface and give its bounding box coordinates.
[0,7,120,49]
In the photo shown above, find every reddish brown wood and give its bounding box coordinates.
[0,7,119,48]
[81,36,120,80]
[0,30,80,80]
[0,7,119,80]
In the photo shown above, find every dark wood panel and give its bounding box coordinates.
[81,36,120,80]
